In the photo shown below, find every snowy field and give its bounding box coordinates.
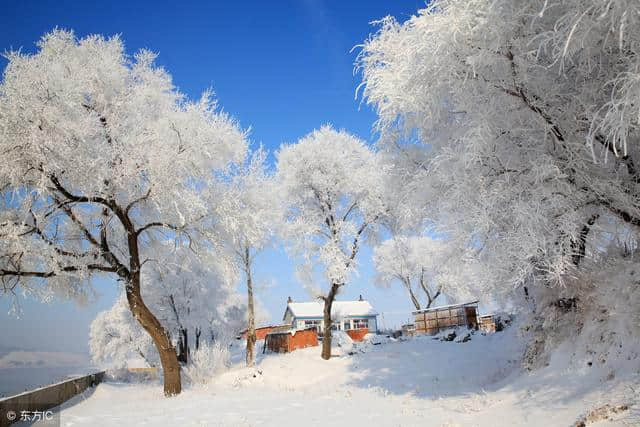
[49,328,639,427]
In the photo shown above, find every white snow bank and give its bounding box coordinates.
[54,327,639,426]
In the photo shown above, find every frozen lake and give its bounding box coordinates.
[0,366,96,398]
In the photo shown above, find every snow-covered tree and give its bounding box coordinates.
[0,30,247,395]
[373,235,452,310]
[141,242,245,363]
[276,125,386,359]
[91,243,245,368]
[357,0,640,310]
[90,294,157,368]
[218,147,280,366]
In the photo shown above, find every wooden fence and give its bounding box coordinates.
[479,315,497,333]
[413,301,479,335]
[0,371,104,427]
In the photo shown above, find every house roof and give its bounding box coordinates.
[283,300,378,320]
[411,300,479,315]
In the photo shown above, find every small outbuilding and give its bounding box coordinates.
[264,328,319,353]
[412,301,479,335]
[479,314,497,333]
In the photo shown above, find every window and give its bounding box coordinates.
[353,318,368,329]
[344,321,351,330]
[304,320,321,332]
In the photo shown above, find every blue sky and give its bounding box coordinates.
[0,0,426,354]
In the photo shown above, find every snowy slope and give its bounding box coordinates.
[53,328,638,426]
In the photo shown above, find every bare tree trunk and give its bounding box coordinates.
[125,279,181,396]
[245,246,257,367]
[167,294,188,364]
[571,214,599,267]
[176,335,184,363]
[419,268,441,309]
[425,290,441,309]
[125,229,181,396]
[403,277,421,311]
[321,282,340,360]
[179,328,188,364]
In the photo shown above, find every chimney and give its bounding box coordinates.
[287,296,293,303]
[359,294,363,301]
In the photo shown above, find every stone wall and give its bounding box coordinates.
[0,371,104,427]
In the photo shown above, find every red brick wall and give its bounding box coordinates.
[346,328,369,342]
[242,325,289,340]
[288,328,319,351]
[255,327,273,341]
[266,328,319,353]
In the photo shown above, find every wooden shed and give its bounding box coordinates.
[479,314,496,333]
[412,301,479,335]
[264,328,319,353]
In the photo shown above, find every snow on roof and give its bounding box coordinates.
[411,300,479,315]
[284,300,378,320]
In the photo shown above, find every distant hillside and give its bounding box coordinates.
[0,351,90,369]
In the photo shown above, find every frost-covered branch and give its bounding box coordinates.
[358,0,640,306]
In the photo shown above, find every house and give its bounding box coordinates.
[412,300,479,335]
[282,296,379,337]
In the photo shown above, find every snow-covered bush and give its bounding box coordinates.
[182,341,232,387]
[104,367,160,384]
[89,295,157,369]
[521,256,640,373]
[332,331,354,354]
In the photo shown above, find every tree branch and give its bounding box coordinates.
[0,263,118,278]
[136,222,179,236]
[24,210,88,259]
[345,217,376,269]
[125,188,152,215]
[50,174,116,211]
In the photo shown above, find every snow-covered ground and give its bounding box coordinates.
[51,328,638,426]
